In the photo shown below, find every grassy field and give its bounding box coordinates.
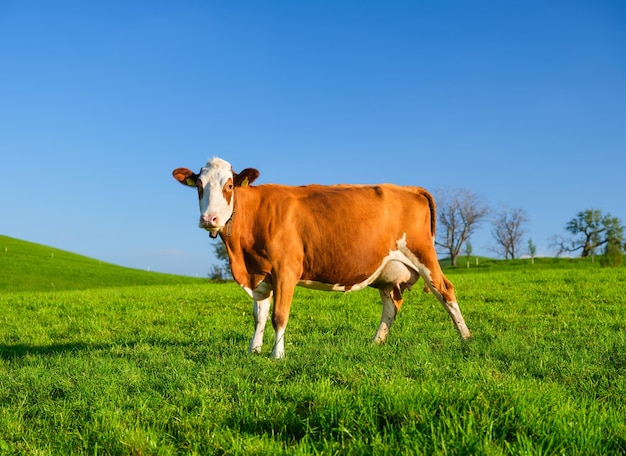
[0,236,625,454]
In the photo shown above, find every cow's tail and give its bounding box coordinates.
[422,188,437,240]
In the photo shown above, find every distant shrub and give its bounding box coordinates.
[600,240,624,268]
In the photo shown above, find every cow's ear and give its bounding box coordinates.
[234,168,260,187]
[172,168,198,187]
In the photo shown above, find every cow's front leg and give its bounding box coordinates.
[249,297,271,354]
[270,275,298,359]
[248,281,273,354]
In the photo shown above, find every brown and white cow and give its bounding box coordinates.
[173,157,470,358]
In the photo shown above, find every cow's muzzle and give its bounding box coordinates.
[199,213,221,230]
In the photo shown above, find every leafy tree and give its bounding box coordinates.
[552,209,624,258]
[214,240,229,263]
[209,240,232,280]
[491,206,528,260]
[208,263,229,281]
[434,188,489,267]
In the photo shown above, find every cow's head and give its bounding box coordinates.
[172,157,259,237]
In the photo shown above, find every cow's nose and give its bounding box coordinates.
[200,213,220,228]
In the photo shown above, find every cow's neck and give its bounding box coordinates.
[217,186,255,245]
[218,187,266,289]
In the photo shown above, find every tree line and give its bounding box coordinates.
[433,188,625,267]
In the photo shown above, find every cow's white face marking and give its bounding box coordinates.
[196,157,235,233]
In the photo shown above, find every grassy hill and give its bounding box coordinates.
[0,235,204,292]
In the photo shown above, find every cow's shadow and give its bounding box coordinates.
[0,342,108,359]
[0,339,204,360]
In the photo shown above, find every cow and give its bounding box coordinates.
[172,157,471,358]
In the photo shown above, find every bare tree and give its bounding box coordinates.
[491,206,528,260]
[434,188,489,266]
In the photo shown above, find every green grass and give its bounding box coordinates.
[0,236,625,454]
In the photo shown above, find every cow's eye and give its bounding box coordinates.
[197,183,204,200]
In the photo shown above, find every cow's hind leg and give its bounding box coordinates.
[270,274,299,359]
[399,242,471,341]
[422,266,471,340]
[373,288,403,344]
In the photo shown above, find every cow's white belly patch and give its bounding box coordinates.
[298,235,428,292]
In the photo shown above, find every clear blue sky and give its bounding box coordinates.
[2,1,625,277]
